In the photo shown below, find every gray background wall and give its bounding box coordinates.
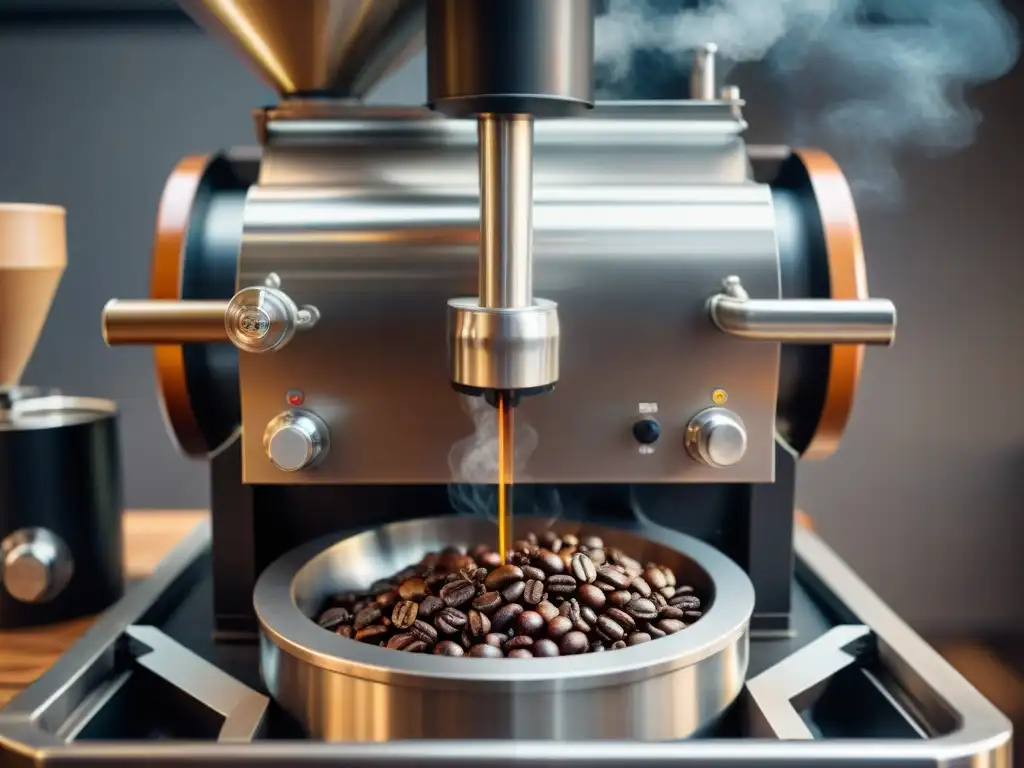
[1,10,1021,636]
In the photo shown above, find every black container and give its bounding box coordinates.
[0,394,123,628]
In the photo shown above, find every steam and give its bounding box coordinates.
[595,0,1020,201]
[447,396,562,526]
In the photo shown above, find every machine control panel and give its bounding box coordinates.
[685,408,748,468]
[263,410,329,472]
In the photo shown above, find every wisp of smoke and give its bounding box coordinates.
[447,396,562,527]
[595,0,1020,202]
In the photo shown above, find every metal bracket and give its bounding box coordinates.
[746,624,871,739]
[124,626,269,743]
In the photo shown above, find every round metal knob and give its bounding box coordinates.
[1,528,74,604]
[264,410,329,472]
[685,408,748,468]
[224,285,319,354]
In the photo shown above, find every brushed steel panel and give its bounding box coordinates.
[237,104,781,485]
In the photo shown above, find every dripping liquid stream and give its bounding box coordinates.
[497,393,515,565]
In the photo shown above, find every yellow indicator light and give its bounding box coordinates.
[712,388,728,405]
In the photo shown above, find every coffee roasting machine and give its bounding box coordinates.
[0,0,1011,765]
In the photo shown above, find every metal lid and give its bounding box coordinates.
[0,395,118,431]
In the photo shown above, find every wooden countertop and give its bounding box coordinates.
[0,510,207,706]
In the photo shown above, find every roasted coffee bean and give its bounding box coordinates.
[484,564,524,591]
[547,615,573,639]
[467,609,491,639]
[478,551,502,569]
[643,566,668,590]
[508,648,534,658]
[559,631,588,655]
[570,552,597,584]
[625,597,658,621]
[629,577,652,599]
[473,591,503,613]
[580,535,604,550]
[420,552,441,569]
[484,632,507,648]
[660,606,686,620]
[418,595,444,619]
[434,639,466,656]
[684,610,702,619]
[533,549,565,575]
[352,599,371,613]
[331,591,358,606]
[659,586,676,600]
[523,579,545,605]
[609,590,632,607]
[466,567,488,583]
[654,618,686,634]
[587,548,607,566]
[439,579,476,607]
[335,625,354,639]
[386,633,418,650]
[580,606,598,626]
[577,583,606,611]
[652,593,669,610]
[540,531,562,552]
[559,549,576,568]
[398,577,428,602]
[425,571,448,589]
[605,607,637,632]
[562,534,579,548]
[596,582,616,593]
[508,635,534,650]
[533,638,560,657]
[317,607,351,629]
[546,574,577,597]
[458,628,474,648]
[536,600,560,622]
[354,605,382,631]
[516,610,546,638]
[355,624,389,643]
[380,616,393,629]
[645,622,667,639]
[436,607,468,634]
[661,567,677,588]
[521,565,546,581]
[673,585,695,596]
[559,598,582,625]
[670,594,701,610]
[502,581,527,603]
[470,643,503,658]
[411,619,438,645]
[597,565,632,590]
[370,579,396,594]
[596,615,626,642]
[524,532,539,546]
[491,602,523,632]
[392,600,419,629]
[610,640,628,650]
[627,632,652,646]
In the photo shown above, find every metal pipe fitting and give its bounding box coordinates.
[708,276,897,345]
[102,300,230,345]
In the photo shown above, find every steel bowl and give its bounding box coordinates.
[255,516,753,741]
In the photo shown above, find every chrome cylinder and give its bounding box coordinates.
[478,115,533,310]
[256,517,753,741]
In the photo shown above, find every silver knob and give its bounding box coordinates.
[1,528,74,604]
[224,283,320,354]
[685,408,748,468]
[264,410,329,472]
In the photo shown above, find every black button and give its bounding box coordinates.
[632,418,661,445]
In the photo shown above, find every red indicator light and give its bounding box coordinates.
[286,390,304,407]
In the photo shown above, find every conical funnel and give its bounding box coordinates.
[0,204,66,391]
[178,0,425,99]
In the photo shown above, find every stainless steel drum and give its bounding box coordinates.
[255,516,754,741]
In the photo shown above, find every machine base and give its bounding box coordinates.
[0,521,1010,766]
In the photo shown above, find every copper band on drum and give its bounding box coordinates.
[794,148,869,461]
[149,155,215,458]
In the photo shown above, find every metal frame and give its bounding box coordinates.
[0,520,1011,767]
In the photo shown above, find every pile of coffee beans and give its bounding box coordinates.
[315,531,704,658]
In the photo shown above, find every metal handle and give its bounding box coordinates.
[102,299,230,344]
[102,275,319,351]
[708,276,896,346]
